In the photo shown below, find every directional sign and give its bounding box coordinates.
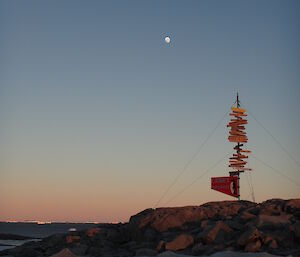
[211,176,239,198]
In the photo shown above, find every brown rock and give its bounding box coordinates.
[238,227,261,246]
[201,220,210,229]
[66,235,80,244]
[285,199,300,213]
[290,222,300,239]
[263,235,273,245]
[257,214,291,228]
[241,211,256,221]
[269,239,278,249]
[165,234,194,251]
[130,201,255,232]
[245,240,261,252]
[259,199,283,215]
[50,248,81,257]
[157,240,165,252]
[192,243,204,255]
[199,221,233,244]
[85,227,101,237]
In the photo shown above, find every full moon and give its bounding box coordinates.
[164,36,171,44]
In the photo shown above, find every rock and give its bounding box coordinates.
[66,235,81,244]
[238,227,261,246]
[2,198,300,257]
[144,228,157,242]
[71,244,88,255]
[130,201,255,232]
[256,214,291,228]
[122,240,138,251]
[269,239,278,249]
[198,221,233,244]
[245,240,261,252]
[50,248,82,257]
[157,240,165,252]
[226,220,244,231]
[263,235,273,245]
[85,227,101,237]
[290,222,300,239]
[201,220,210,229]
[106,228,128,243]
[259,199,284,215]
[165,234,194,251]
[191,243,204,255]
[135,248,157,256]
[284,199,300,213]
[86,246,103,256]
[241,211,256,221]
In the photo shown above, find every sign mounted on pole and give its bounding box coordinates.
[211,176,239,198]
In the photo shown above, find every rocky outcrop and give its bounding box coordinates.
[1,198,299,257]
[165,234,194,251]
[132,201,254,233]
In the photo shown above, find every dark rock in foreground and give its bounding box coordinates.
[1,199,299,257]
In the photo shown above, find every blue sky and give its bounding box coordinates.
[0,0,299,222]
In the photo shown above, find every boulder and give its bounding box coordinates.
[143,228,157,242]
[226,220,244,231]
[256,214,291,229]
[284,199,300,213]
[263,235,273,245]
[106,228,128,243]
[157,240,165,252]
[191,243,204,255]
[70,244,88,255]
[290,222,300,239]
[259,199,284,215]
[50,248,82,257]
[201,220,210,229]
[269,239,278,249]
[245,240,261,252]
[198,221,233,244]
[241,211,256,221]
[165,234,194,251]
[238,227,261,246]
[85,227,101,237]
[66,236,81,244]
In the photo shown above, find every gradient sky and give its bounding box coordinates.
[0,0,299,223]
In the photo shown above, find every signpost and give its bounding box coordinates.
[211,93,251,200]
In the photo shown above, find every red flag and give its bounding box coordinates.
[211,176,239,198]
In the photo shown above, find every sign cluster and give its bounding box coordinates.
[211,94,251,199]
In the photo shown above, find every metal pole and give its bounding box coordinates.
[237,93,240,200]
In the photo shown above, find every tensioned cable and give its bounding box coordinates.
[245,155,255,202]
[252,153,300,188]
[248,171,255,202]
[153,109,230,208]
[240,102,300,169]
[245,172,252,200]
[162,151,232,206]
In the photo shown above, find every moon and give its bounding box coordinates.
[164,36,171,44]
